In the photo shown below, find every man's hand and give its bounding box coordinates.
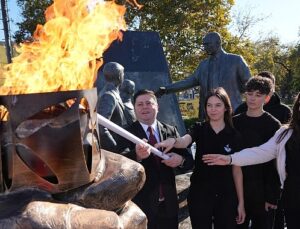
[155,87,167,98]
[162,153,183,168]
[135,140,151,161]
[265,202,277,211]
[202,154,231,165]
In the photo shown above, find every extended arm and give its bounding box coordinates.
[202,129,279,166]
[155,134,193,153]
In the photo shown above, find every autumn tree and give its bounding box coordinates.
[125,0,235,80]
[14,0,52,43]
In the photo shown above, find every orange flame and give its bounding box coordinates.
[0,0,128,95]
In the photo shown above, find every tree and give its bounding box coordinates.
[14,0,52,43]
[251,36,299,101]
[125,0,235,80]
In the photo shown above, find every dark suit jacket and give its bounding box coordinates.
[121,120,193,223]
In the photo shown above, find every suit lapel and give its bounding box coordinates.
[133,121,148,140]
[157,121,167,142]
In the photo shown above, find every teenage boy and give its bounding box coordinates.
[233,76,281,229]
[235,71,291,124]
[235,72,291,229]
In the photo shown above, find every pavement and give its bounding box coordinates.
[176,172,192,228]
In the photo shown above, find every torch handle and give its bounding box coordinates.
[97,114,170,160]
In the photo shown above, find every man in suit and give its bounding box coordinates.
[97,62,127,152]
[121,89,193,229]
[156,31,251,119]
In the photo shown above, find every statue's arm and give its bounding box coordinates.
[165,65,200,94]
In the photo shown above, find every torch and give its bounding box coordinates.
[97,114,170,160]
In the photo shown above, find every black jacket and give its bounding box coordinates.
[120,121,193,223]
[235,92,292,124]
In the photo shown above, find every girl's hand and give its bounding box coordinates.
[202,154,231,165]
[154,138,176,153]
[236,203,246,224]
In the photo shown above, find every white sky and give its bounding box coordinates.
[230,0,300,44]
[2,0,300,44]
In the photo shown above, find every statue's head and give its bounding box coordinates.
[103,62,124,87]
[120,79,135,97]
[202,32,222,55]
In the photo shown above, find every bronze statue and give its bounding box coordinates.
[97,62,128,152]
[156,32,251,119]
[120,79,136,125]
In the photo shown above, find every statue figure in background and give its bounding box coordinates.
[156,31,251,119]
[97,62,127,152]
[120,79,136,125]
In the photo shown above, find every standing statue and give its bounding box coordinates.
[156,32,251,119]
[97,62,127,152]
[120,79,136,126]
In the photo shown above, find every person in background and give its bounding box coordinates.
[203,92,300,229]
[156,31,251,119]
[121,89,194,229]
[235,71,291,124]
[235,71,291,229]
[156,87,245,229]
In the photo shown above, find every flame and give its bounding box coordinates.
[0,0,130,95]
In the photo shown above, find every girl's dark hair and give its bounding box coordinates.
[277,93,300,143]
[204,87,233,128]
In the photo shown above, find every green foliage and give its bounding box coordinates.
[183,117,199,130]
[14,0,52,43]
[125,0,235,81]
[251,36,299,100]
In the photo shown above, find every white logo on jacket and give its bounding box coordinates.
[224,144,232,153]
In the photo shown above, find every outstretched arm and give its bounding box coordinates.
[155,134,193,153]
[202,154,231,165]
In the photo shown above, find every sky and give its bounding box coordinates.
[1,0,300,44]
[230,0,300,44]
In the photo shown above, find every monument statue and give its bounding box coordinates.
[97,62,128,152]
[156,31,251,119]
[120,79,136,125]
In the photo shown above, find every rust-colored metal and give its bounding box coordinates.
[0,88,100,193]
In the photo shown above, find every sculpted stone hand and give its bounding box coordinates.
[154,87,167,98]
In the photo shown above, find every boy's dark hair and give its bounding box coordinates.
[257,71,275,86]
[133,89,157,105]
[245,76,273,95]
